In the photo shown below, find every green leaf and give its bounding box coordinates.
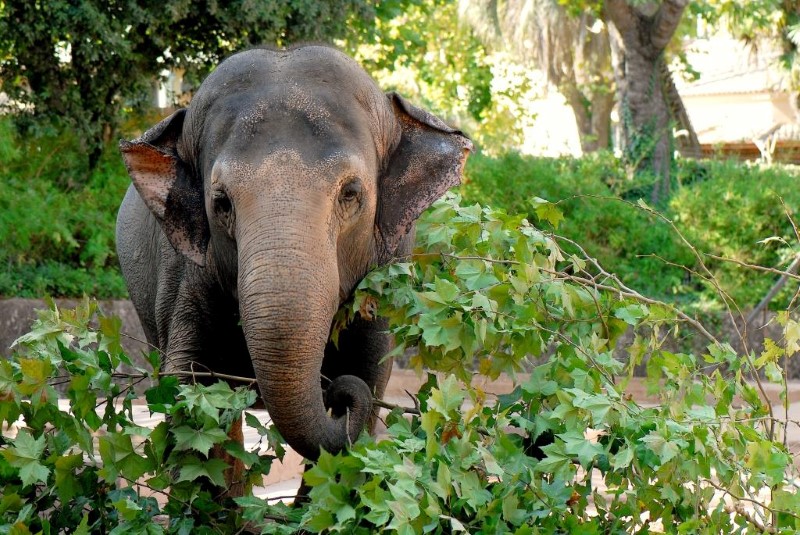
[145,376,180,412]
[427,375,466,416]
[177,456,229,487]
[434,276,461,302]
[746,441,789,486]
[567,389,613,424]
[531,198,564,228]
[18,460,51,488]
[112,497,143,521]
[3,429,49,487]
[502,493,527,526]
[98,433,152,482]
[419,312,463,352]
[614,304,648,326]
[223,439,260,466]
[611,446,634,470]
[534,446,572,479]
[305,510,336,533]
[54,453,84,501]
[420,411,441,459]
[558,430,604,467]
[303,450,338,486]
[454,260,497,291]
[172,425,228,456]
[73,514,91,535]
[245,411,269,435]
[640,431,681,466]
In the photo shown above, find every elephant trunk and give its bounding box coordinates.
[237,226,373,461]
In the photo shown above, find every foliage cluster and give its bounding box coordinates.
[0,118,128,298]
[461,152,800,310]
[2,195,800,533]
[0,299,284,533]
[344,0,538,151]
[0,0,379,167]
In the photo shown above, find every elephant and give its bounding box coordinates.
[116,44,472,465]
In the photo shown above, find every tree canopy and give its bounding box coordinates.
[0,0,377,168]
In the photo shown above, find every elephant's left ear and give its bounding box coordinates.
[376,93,473,262]
[119,109,210,266]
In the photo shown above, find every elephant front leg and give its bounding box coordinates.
[160,291,252,499]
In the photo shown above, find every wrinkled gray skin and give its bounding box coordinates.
[116,45,471,461]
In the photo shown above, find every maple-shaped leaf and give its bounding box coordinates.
[172,425,228,456]
[3,429,50,487]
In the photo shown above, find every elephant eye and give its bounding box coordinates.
[211,188,236,237]
[339,180,362,204]
[212,189,232,214]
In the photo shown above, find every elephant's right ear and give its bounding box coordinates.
[119,109,209,266]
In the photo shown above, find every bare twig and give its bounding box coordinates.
[373,398,420,415]
[109,370,258,385]
[554,193,776,422]
[781,198,800,245]
[746,254,800,327]
[723,502,776,534]
[703,478,800,524]
[706,254,800,283]
[121,332,164,356]
[405,389,420,412]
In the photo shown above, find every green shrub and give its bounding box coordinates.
[671,160,800,307]
[0,118,129,298]
[462,152,800,310]
[461,152,695,302]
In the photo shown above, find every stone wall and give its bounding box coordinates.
[0,298,154,393]
[0,298,149,358]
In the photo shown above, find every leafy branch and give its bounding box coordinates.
[4,193,800,533]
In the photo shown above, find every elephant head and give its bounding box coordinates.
[119,45,471,460]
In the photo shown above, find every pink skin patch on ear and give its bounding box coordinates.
[121,142,178,220]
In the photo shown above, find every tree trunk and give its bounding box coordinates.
[604,0,689,205]
[660,60,701,158]
[565,84,615,153]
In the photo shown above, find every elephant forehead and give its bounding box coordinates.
[238,85,332,129]
[212,149,369,190]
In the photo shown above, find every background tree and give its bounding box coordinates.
[461,0,698,204]
[0,0,376,170]
[604,0,690,204]
[341,0,536,151]
[459,0,616,153]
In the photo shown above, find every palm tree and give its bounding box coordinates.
[460,0,615,153]
[461,0,698,204]
[604,0,691,204]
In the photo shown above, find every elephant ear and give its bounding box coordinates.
[376,92,473,263]
[119,109,209,266]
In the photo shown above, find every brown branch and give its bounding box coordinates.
[373,398,420,416]
[110,370,258,385]
[705,254,800,283]
[651,0,690,50]
[704,478,800,521]
[723,502,776,534]
[746,254,800,326]
[603,0,636,34]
